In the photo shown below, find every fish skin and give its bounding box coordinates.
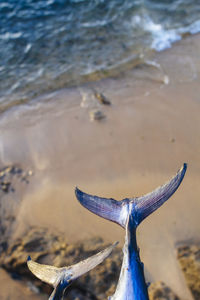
[109,204,149,300]
[75,163,187,300]
[27,242,118,300]
[49,276,71,300]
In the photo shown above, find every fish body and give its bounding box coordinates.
[75,163,187,300]
[110,210,149,300]
[49,277,70,300]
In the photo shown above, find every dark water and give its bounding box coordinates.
[1,0,200,110]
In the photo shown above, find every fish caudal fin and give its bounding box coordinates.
[27,243,117,299]
[135,163,187,224]
[27,256,65,287]
[75,164,187,228]
[75,187,129,228]
[68,241,118,280]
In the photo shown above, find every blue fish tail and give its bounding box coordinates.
[75,163,187,228]
[135,163,187,225]
[75,187,129,228]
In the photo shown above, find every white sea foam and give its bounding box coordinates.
[24,43,32,54]
[184,19,200,35]
[82,19,109,28]
[131,14,200,52]
[151,28,181,52]
[143,17,181,51]
[0,32,22,40]
[149,18,200,51]
[46,0,55,6]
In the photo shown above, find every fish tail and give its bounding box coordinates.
[75,163,187,228]
[135,163,187,224]
[75,187,129,228]
[27,256,68,287]
[27,242,118,299]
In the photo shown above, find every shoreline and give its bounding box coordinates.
[0,33,200,299]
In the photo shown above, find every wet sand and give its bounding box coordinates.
[1,34,200,299]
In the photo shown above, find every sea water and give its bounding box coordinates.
[0,0,200,111]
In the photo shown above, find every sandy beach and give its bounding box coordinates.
[1,33,200,299]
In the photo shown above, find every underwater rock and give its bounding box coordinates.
[177,245,200,300]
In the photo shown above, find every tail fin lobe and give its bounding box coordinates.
[70,241,118,280]
[135,163,187,224]
[75,187,129,228]
[75,164,187,228]
[27,258,64,287]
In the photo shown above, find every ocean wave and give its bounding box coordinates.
[1,0,200,112]
[131,13,200,52]
[185,19,200,35]
[143,17,182,51]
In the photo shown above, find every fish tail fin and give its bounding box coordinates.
[75,164,187,228]
[69,241,118,280]
[75,187,129,228]
[27,243,117,299]
[135,163,187,224]
[27,256,67,287]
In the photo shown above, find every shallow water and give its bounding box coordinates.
[1,0,200,110]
